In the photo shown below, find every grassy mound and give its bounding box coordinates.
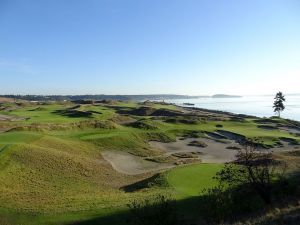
[0,135,151,223]
[122,173,168,192]
[9,120,118,132]
[120,106,183,117]
[122,106,156,116]
[188,140,208,147]
[0,101,299,224]
[165,116,200,124]
[53,108,93,118]
[126,119,159,130]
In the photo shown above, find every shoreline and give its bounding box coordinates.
[163,100,300,122]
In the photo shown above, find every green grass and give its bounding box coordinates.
[0,131,42,144]
[0,100,299,224]
[0,134,164,225]
[166,163,223,198]
[1,103,116,124]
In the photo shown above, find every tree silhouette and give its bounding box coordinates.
[273,92,285,117]
[215,139,286,204]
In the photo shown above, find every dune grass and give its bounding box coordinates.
[0,101,299,224]
[0,134,164,224]
[0,131,42,144]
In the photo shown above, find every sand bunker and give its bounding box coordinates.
[150,138,238,163]
[0,114,26,122]
[102,135,299,175]
[0,128,10,133]
[279,126,300,136]
[101,151,173,175]
[102,137,239,175]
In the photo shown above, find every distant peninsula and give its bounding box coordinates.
[0,94,242,102]
[212,94,242,98]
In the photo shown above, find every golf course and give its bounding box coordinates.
[0,98,299,224]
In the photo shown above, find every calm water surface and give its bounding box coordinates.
[166,95,300,121]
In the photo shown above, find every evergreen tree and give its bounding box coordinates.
[273,92,285,117]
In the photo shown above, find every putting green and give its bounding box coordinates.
[166,163,223,197]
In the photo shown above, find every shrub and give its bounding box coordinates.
[199,184,265,223]
[128,195,179,225]
[127,120,158,130]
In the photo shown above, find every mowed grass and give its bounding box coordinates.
[2,102,298,145]
[217,120,299,143]
[166,164,223,198]
[2,103,116,124]
[0,101,299,224]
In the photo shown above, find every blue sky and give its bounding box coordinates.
[0,0,299,95]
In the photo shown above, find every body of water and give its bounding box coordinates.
[166,95,300,121]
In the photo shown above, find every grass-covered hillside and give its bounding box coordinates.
[0,99,299,225]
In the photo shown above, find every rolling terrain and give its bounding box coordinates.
[0,99,299,224]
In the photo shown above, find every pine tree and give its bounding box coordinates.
[273,92,285,117]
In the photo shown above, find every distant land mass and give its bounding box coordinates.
[0,94,242,102]
[212,94,242,98]
[0,94,203,102]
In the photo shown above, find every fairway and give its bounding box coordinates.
[166,163,223,197]
[2,1,300,223]
[0,100,299,224]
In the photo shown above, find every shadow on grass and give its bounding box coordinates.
[70,169,300,225]
[52,109,93,118]
[121,174,163,193]
[70,211,131,225]
[69,197,203,225]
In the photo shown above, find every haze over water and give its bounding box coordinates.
[166,95,300,121]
